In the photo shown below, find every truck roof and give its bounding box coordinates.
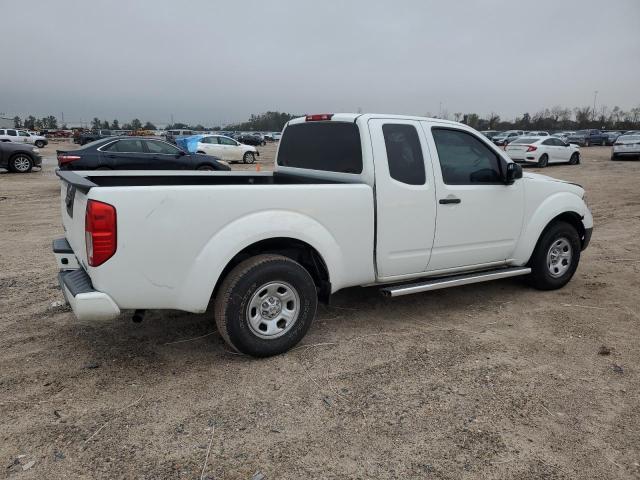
[288,113,463,127]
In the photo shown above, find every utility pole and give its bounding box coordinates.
[592,90,598,121]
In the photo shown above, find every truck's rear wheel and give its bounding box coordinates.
[214,254,317,357]
[528,221,581,290]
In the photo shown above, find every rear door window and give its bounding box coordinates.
[7,130,17,136]
[112,139,145,153]
[277,122,362,174]
[382,124,425,185]
[145,140,180,154]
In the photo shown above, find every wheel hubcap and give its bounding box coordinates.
[547,238,572,278]
[14,156,30,172]
[247,281,300,339]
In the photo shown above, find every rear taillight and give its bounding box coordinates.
[305,113,333,121]
[57,154,81,166]
[85,200,117,267]
[526,146,537,152]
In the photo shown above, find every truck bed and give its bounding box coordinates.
[57,170,344,192]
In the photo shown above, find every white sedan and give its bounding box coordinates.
[505,136,580,167]
[611,134,640,160]
[195,135,259,164]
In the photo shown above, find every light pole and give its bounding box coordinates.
[593,90,598,121]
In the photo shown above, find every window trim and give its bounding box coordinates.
[431,126,506,186]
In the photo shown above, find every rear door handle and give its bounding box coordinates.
[439,197,461,205]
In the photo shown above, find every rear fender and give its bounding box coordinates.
[176,210,344,312]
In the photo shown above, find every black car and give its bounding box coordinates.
[237,133,265,146]
[57,137,231,171]
[0,142,43,173]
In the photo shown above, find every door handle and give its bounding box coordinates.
[439,197,461,205]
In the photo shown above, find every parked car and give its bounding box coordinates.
[524,131,549,137]
[566,129,606,147]
[611,134,640,160]
[480,130,500,139]
[506,136,580,167]
[551,131,575,143]
[195,135,259,163]
[0,141,42,173]
[273,132,282,141]
[53,113,592,357]
[0,129,48,148]
[77,129,115,145]
[165,129,195,144]
[602,131,623,146]
[492,130,524,146]
[56,137,231,171]
[237,133,266,146]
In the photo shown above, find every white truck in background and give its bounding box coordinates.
[53,113,593,357]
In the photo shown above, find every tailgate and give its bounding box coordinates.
[57,171,97,267]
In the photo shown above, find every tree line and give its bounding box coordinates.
[445,105,640,131]
[11,106,640,133]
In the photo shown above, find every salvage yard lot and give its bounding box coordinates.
[1,144,639,478]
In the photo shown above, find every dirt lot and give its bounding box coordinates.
[1,142,639,479]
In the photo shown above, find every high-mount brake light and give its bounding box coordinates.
[305,114,334,121]
[85,200,117,267]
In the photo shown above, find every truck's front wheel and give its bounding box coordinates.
[214,254,317,357]
[528,221,581,290]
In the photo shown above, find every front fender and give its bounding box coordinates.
[176,210,345,312]
[512,192,592,265]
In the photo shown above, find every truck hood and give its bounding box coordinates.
[523,172,584,196]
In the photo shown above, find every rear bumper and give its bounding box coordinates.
[54,238,120,321]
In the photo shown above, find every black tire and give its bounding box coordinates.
[214,254,318,357]
[610,154,617,161]
[34,140,46,148]
[527,221,581,290]
[538,154,549,168]
[569,152,579,165]
[197,165,215,171]
[8,154,33,173]
[243,152,255,164]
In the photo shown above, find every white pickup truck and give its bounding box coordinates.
[53,113,593,357]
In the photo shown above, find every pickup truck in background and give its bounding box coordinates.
[0,128,48,148]
[566,129,607,147]
[53,113,593,357]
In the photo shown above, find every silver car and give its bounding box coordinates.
[611,134,640,160]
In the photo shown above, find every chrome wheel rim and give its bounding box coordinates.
[13,156,31,172]
[547,237,572,278]
[247,281,300,339]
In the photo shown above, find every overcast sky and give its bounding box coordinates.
[1,0,638,126]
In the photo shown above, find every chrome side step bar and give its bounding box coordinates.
[380,267,531,297]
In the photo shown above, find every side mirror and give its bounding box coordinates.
[504,162,522,185]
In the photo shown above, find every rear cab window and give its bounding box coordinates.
[277,122,362,174]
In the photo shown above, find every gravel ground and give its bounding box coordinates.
[0,142,639,479]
